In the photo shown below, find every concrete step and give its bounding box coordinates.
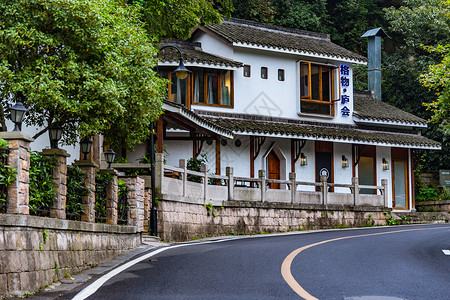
[142,235,162,245]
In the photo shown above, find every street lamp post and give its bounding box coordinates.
[149,44,191,236]
[10,101,27,132]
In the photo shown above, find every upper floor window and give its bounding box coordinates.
[261,67,268,79]
[278,69,285,81]
[300,62,340,116]
[243,65,251,77]
[192,68,233,107]
[158,67,234,108]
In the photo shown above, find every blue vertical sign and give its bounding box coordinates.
[340,64,351,117]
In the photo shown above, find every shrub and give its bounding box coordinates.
[66,165,89,220]
[415,188,439,202]
[187,153,208,183]
[29,152,56,216]
[95,172,113,223]
[117,179,129,225]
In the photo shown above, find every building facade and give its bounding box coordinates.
[125,19,440,211]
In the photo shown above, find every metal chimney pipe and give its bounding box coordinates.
[362,28,388,101]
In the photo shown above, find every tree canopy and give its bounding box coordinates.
[0,0,232,149]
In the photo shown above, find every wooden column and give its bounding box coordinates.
[157,116,164,153]
[215,136,221,175]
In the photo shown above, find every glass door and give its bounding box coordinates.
[392,160,408,209]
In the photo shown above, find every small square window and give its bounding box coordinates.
[261,67,268,79]
[243,65,251,77]
[278,69,285,81]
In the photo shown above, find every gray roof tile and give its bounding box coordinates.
[159,40,242,68]
[353,90,427,126]
[202,19,367,63]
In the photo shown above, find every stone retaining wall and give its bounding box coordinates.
[415,200,450,212]
[157,199,390,242]
[0,214,141,298]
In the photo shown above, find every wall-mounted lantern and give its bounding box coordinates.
[49,124,63,149]
[382,158,390,171]
[342,155,349,168]
[300,153,308,166]
[104,149,116,169]
[10,101,27,132]
[80,137,93,160]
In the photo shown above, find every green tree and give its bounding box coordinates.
[0,0,167,149]
[138,0,233,39]
[384,0,450,175]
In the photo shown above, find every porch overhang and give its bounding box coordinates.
[198,113,441,150]
[162,101,233,139]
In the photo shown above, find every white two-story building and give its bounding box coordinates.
[125,19,440,212]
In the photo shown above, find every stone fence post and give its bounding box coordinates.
[121,176,145,232]
[352,177,359,206]
[41,149,70,219]
[226,167,234,201]
[259,170,266,202]
[0,132,33,215]
[98,168,120,225]
[179,159,187,197]
[154,153,164,196]
[201,163,208,203]
[289,172,296,204]
[75,160,98,222]
[381,179,388,207]
[320,175,328,205]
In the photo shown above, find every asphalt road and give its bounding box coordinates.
[68,224,450,300]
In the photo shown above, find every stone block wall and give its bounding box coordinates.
[121,176,145,232]
[157,199,389,242]
[0,214,140,298]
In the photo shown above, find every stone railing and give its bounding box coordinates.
[155,154,388,208]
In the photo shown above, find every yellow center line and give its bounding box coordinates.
[281,226,450,299]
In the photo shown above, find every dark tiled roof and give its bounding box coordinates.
[159,40,242,68]
[202,19,367,63]
[198,113,440,149]
[353,90,427,126]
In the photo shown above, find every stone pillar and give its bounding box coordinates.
[289,172,296,204]
[98,169,119,225]
[226,167,234,201]
[201,163,208,203]
[0,132,34,214]
[41,149,70,219]
[144,187,151,233]
[259,170,266,202]
[75,160,98,222]
[381,179,388,207]
[179,159,187,197]
[155,153,164,196]
[320,175,328,205]
[352,177,359,206]
[122,176,145,232]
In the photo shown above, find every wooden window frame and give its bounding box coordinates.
[165,70,191,109]
[300,62,339,117]
[278,69,285,81]
[243,65,251,77]
[191,69,234,108]
[261,67,268,79]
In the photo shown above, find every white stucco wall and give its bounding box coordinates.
[192,32,234,60]
[334,143,353,193]
[191,46,356,126]
[377,146,392,208]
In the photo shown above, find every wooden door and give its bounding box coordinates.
[268,150,280,189]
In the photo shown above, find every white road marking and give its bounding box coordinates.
[72,237,240,300]
[443,250,450,255]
